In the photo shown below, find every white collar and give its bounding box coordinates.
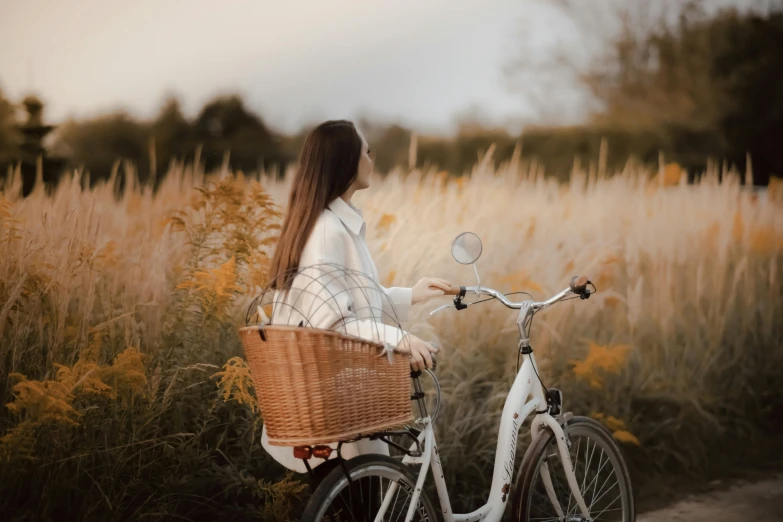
[327,197,364,235]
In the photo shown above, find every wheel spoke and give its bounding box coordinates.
[589,450,606,506]
[592,493,623,521]
[564,438,583,518]
[390,481,403,522]
[369,476,375,520]
[530,459,560,518]
[525,424,630,522]
[542,463,563,514]
[337,491,359,522]
[531,480,558,518]
[589,478,619,513]
[566,435,582,516]
[580,450,612,504]
[582,437,596,492]
[592,470,618,509]
[309,459,435,522]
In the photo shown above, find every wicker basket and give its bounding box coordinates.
[239,324,413,446]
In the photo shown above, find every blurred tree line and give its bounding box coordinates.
[54,95,290,186]
[0,92,291,193]
[0,1,781,189]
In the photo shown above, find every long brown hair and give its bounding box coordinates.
[268,120,362,289]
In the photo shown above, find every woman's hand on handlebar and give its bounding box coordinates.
[399,334,439,371]
[412,277,454,304]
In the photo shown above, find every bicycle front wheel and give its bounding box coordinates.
[512,416,635,522]
[301,454,438,522]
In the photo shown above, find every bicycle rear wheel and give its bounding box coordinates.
[512,416,635,522]
[301,454,438,522]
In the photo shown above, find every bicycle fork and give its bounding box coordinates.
[532,414,591,520]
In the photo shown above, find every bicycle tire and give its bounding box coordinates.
[301,454,439,522]
[512,416,635,521]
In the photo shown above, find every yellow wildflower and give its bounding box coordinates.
[212,357,258,412]
[377,213,397,232]
[571,342,631,388]
[177,256,243,319]
[100,348,148,402]
[5,373,80,427]
[612,430,641,446]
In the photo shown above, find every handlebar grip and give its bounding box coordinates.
[442,284,464,296]
[569,276,590,293]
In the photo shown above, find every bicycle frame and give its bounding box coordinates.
[393,352,588,522]
[377,289,593,522]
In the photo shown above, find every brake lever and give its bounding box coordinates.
[430,293,472,316]
[579,280,595,300]
[429,303,452,316]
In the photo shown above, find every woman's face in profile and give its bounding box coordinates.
[354,131,373,191]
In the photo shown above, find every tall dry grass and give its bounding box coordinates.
[1,155,782,519]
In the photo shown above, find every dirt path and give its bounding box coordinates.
[638,475,783,522]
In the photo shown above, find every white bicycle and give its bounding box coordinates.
[301,232,635,522]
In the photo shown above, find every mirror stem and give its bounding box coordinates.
[472,263,481,289]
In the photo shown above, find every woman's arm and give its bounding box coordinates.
[380,277,454,324]
[379,285,413,324]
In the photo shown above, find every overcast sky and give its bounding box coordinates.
[0,0,755,134]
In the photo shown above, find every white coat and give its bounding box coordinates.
[261,196,413,473]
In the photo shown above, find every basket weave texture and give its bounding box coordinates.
[240,324,412,446]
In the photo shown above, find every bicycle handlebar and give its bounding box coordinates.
[442,276,592,311]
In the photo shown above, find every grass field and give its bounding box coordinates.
[1,155,782,520]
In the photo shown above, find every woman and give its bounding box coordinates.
[261,119,451,479]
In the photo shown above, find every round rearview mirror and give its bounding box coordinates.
[451,232,483,265]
